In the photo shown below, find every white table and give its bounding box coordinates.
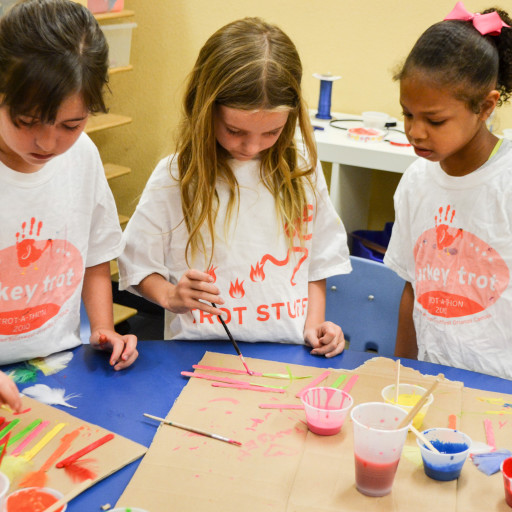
[311,113,417,234]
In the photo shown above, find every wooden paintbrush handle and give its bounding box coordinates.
[43,479,93,512]
[397,374,444,428]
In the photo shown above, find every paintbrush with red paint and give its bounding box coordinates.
[211,302,253,375]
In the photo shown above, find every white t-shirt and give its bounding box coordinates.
[0,133,123,364]
[119,155,351,343]
[385,139,512,379]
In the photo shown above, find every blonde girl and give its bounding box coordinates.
[119,18,350,357]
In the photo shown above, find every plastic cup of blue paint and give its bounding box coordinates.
[417,428,471,481]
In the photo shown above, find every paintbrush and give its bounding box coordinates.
[144,413,242,446]
[397,374,443,428]
[43,478,93,512]
[409,425,440,453]
[211,302,253,375]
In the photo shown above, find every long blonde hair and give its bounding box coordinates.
[176,17,317,266]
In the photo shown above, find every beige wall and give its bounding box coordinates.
[95,0,512,230]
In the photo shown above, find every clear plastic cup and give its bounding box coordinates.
[503,129,512,141]
[381,383,434,429]
[0,471,9,510]
[362,111,389,129]
[501,457,512,507]
[350,402,410,497]
[5,487,65,512]
[300,387,353,436]
[417,428,471,481]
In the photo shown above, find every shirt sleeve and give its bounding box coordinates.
[308,161,352,281]
[383,169,415,283]
[118,157,176,293]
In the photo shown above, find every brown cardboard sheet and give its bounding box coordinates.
[117,352,510,511]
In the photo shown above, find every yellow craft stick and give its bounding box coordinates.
[21,422,67,461]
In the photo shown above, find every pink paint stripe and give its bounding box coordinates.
[11,420,50,456]
[193,365,263,376]
[295,370,331,398]
[211,383,285,393]
[342,374,359,394]
[484,419,496,451]
[259,403,304,409]
[181,371,249,386]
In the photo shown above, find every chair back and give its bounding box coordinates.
[326,256,405,356]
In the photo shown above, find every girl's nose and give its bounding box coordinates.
[35,126,56,152]
[407,119,426,141]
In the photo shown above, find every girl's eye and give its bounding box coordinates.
[401,112,412,119]
[265,130,280,137]
[226,128,241,136]
[17,118,36,127]
[62,124,81,131]
[428,119,445,126]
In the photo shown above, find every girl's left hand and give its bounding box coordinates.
[90,330,139,370]
[304,322,345,358]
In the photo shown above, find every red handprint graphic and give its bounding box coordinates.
[15,218,52,268]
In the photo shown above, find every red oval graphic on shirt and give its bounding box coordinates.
[0,238,82,335]
[416,291,484,317]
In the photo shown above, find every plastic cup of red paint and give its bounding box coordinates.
[350,402,410,497]
[4,486,65,512]
[501,457,512,507]
[300,387,353,436]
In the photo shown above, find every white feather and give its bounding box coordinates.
[29,351,74,376]
[21,384,80,408]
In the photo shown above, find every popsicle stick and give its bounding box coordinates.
[409,425,440,454]
[211,383,285,393]
[397,374,443,428]
[484,419,496,451]
[295,371,331,398]
[43,479,93,512]
[181,371,248,386]
[342,374,359,394]
[56,433,115,468]
[331,374,347,389]
[259,403,304,410]
[22,422,67,461]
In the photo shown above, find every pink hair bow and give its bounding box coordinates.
[444,1,510,36]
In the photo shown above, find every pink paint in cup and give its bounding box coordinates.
[501,457,512,507]
[300,387,353,435]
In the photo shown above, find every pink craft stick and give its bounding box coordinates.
[211,383,285,393]
[181,371,249,386]
[295,370,331,398]
[11,420,50,457]
[193,365,263,377]
[259,403,304,409]
[342,374,359,394]
[484,419,496,451]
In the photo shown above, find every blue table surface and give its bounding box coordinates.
[3,340,512,510]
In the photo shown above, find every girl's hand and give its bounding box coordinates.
[0,371,22,412]
[166,269,224,316]
[304,321,345,358]
[90,330,139,371]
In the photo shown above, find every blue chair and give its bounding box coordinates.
[326,256,405,356]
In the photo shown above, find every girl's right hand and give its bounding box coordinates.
[166,269,224,315]
[0,371,22,413]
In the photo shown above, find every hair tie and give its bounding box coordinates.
[444,1,510,36]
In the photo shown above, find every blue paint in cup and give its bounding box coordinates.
[417,428,471,481]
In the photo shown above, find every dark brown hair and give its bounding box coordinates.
[0,0,109,123]
[395,8,512,111]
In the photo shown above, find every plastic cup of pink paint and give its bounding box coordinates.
[4,486,65,512]
[300,386,353,436]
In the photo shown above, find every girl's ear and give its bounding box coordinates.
[479,89,500,122]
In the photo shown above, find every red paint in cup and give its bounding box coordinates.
[354,454,400,496]
[501,457,512,507]
[5,487,65,512]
